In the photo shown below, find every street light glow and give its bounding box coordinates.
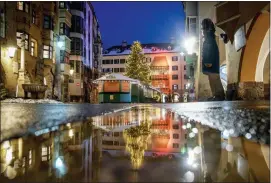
[184,37,196,55]
[7,47,16,58]
[57,41,64,48]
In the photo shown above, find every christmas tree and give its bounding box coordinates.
[125,41,151,85]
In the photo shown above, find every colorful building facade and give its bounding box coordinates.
[101,42,187,100]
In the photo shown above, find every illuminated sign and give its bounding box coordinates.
[76,83,80,86]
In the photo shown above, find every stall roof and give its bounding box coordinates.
[94,73,139,83]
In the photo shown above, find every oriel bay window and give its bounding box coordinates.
[71,37,83,55]
[16,31,29,50]
[43,45,53,59]
[71,15,84,34]
[43,15,53,30]
[60,50,70,64]
[60,22,70,37]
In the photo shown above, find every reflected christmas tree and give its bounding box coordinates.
[123,120,152,170]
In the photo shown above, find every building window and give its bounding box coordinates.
[43,15,53,30]
[172,84,178,90]
[184,74,189,79]
[17,2,29,13]
[173,134,179,139]
[60,22,70,37]
[60,50,70,64]
[43,45,52,59]
[71,15,84,34]
[173,124,179,129]
[102,140,113,145]
[76,61,80,73]
[172,66,178,71]
[30,39,37,57]
[114,68,120,72]
[0,9,5,38]
[70,37,83,55]
[173,143,179,148]
[29,150,32,165]
[184,65,186,70]
[114,141,119,146]
[32,10,36,24]
[172,56,178,61]
[120,68,125,72]
[120,59,125,64]
[16,32,29,50]
[70,60,74,70]
[41,146,51,161]
[172,75,178,80]
[114,59,119,64]
[70,2,84,11]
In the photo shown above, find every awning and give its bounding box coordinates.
[215,2,269,43]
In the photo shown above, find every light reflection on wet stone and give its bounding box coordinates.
[0,106,270,182]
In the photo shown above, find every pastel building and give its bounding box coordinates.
[101,41,188,99]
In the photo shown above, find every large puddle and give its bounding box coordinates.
[0,106,270,182]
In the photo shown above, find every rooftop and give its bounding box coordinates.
[103,42,184,56]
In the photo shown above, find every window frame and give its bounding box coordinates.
[172,84,178,90]
[172,56,178,61]
[43,45,53,59]
[172,66,178,71]
[173,134,179,139]
[17,2,29,13]
[172,75,178,80]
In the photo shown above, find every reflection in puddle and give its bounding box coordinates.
[0,106,269,182]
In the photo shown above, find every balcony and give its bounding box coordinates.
[151,75,169,80]
[151,66,169,71]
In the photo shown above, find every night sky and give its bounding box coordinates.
[92,2,185,49]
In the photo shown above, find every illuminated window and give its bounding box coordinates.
[173,134,179,139]
[30,39,37,57]
[173,143,179,148]
[41,147,48,161]
[17,2,23,10]
[17,2,29,13]
[172,84,178,90]
[43,45,52,59]
[110,95,114,100]
[29,150,32,165]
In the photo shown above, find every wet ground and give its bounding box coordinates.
[0,103,270,182]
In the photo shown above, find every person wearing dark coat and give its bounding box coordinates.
[201,18,225,101]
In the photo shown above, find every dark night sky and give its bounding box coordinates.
[92,2,185,49]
